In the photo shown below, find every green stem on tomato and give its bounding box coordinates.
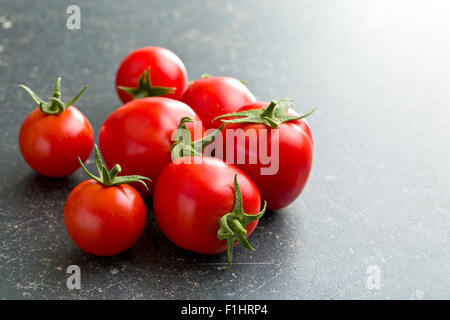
[19,77,88,115]
[79,144,151,189]
[212,98,316,129]
[170,116,224,161]
[117,67,175,100]
[217,174,267,270]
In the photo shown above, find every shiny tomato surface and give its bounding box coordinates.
[19,106,94,177]
[153,156,262,255]
[217,102,314,210]
[116,46,187,103]
[64,180,147,256]
[181,76,256,129]
[99,97,203,196]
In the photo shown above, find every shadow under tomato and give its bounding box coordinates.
[128,207,292,272]
[12,170,82,199]
[59,193,297,280]
[56,206,300,301]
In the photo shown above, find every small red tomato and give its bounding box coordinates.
[154,118,266,269]
[18,78,94,177]
[99,97,204,196]
[213,99,315,210]
[64,145,149,256]
[181,75,256,129]
[116,46,188,103]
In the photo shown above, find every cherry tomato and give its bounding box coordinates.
[181,76,256,129]
[18,78,94,177]
[154,157,264,266]
[99,97,203,196]
[154,118,266,268]
[65,181,147,256]
[116,46,188,103]
[64,145,149,256]
[213,99,315,210]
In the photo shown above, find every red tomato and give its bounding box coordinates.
[116,46,187,103]
[181,76,256,129]
[64,180,147,256]
[18,79,94,177]
[64,145,149,256]
[214,100,314,210]
[154,156,263,257]
[99,97,203,196]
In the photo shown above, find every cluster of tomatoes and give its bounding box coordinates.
[18,46,315,269]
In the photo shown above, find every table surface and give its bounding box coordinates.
[1,0,449,300]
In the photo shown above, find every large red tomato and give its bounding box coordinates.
[64,145,149,256]
[18,78,94,177]
[154,156,265,268]
[213,99,315,210]
[116,46,188,103]
[181,76,256,129]
[99,97,203,196]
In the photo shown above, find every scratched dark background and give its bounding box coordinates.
[1,0,450,299]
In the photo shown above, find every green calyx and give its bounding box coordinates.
[213,98,316,129]
[19,77,88,115]
[118,67,175,100]
[170,117,224,161]
[217,175,267,270]
[79,144,151,189]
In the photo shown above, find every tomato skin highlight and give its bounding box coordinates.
[64,180,147,256]
[18,106,94,177]
[218,102,314,210]
[99,97,204,196]
[115,46,188,103]
[181,76,256,129]
[153,156,262,255]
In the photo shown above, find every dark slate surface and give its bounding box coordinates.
[1,0,450,300]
